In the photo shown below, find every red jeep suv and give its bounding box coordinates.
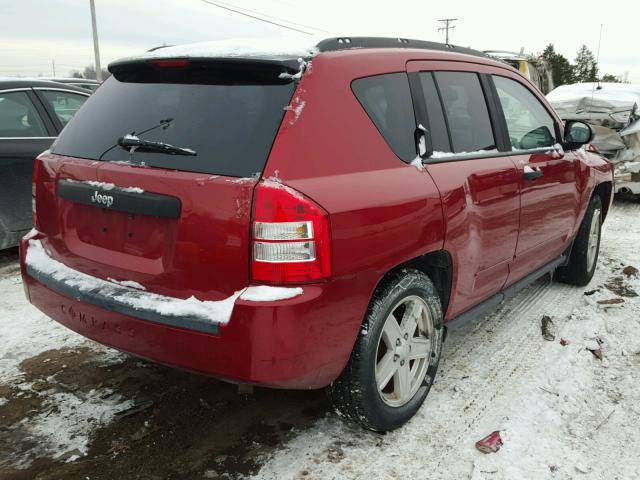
[21,37,613,432]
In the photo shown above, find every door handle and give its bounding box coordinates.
[523,165,543,181]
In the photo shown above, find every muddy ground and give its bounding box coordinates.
[0,246,329,480]
[1,346,328,480]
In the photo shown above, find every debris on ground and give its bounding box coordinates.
[539,386,559,397]
[114,400,154,420]
[597,298,625,305]
[584,289,599,296]
[622,265,638,277]
[605,276,638,297]
[586,343,604,360]
[541,315,556,341]
[475,431,504,454]
[560,338,570,346]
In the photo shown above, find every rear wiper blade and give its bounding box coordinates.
[117,134,197,156]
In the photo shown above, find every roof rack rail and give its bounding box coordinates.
[316,37,488,59]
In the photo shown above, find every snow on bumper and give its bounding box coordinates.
[24,239,302,334]
[21,237,354,388]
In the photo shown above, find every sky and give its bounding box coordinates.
[1,0,637,83]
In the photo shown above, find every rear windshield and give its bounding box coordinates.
[51,64,296,177]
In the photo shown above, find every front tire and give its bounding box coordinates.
[328,269,443,432]
[556,194,602,286]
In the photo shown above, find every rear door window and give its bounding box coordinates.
[433,72,495,153]
[352,73,417,162]
[493,76,556,150]
[38,90,88,126]
[0,91,48,138]
[51,65,296,177]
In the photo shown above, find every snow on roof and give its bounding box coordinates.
[547,83,640,111]
[115,36,322,64]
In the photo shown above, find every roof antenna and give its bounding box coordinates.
[595,24,603,90]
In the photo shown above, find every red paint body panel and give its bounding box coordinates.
[22,47,614,389]
[425,157,520,318]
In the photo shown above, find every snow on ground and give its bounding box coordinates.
[1,201,640,477]
[0,264,118,384]
[0,261,130,465]
[251,201,640,480]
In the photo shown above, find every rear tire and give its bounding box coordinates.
[328,269,443,432]
[556,195,602,286]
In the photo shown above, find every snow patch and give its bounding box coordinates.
[283,98,306,123]
[65,179,144,194]
[27,390,133,462]
[279,58,310,80]
[107,278,146,290]
[121,186,145,194]
[431,148,499,158]
[410,156,424,171]
[113,290,241,325]
[239,285,303,302]
[120,36,320,63]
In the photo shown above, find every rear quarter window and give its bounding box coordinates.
[352,73,417,162]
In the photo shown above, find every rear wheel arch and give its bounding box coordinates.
[373,250,453,315]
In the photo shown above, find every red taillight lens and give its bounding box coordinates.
[251,181,331,284]
[150,59,190,69]
[32,158,41,229]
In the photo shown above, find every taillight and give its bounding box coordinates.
[32,158,41,229]
[150,59,190,69]
[251,181,331,284]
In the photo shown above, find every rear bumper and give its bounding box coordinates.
[20,235,369,389]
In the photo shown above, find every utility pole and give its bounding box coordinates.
[438,18,457,45]
[89,0,102,81]
[51,59,56,77]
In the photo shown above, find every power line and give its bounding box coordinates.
[438,18,457,45]
[199,0,314,35]
[206,0,335,34]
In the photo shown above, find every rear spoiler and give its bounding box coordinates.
[108,57,303,85]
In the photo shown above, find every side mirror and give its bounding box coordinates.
[563,121,593,150]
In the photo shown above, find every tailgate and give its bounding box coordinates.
[50,162,256,300]
[34,58,297,301]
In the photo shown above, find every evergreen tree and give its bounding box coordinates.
[601,73,622,83]
[573,45,598,82]
[541,44,575,87]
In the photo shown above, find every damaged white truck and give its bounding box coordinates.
[547,82,640,198]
